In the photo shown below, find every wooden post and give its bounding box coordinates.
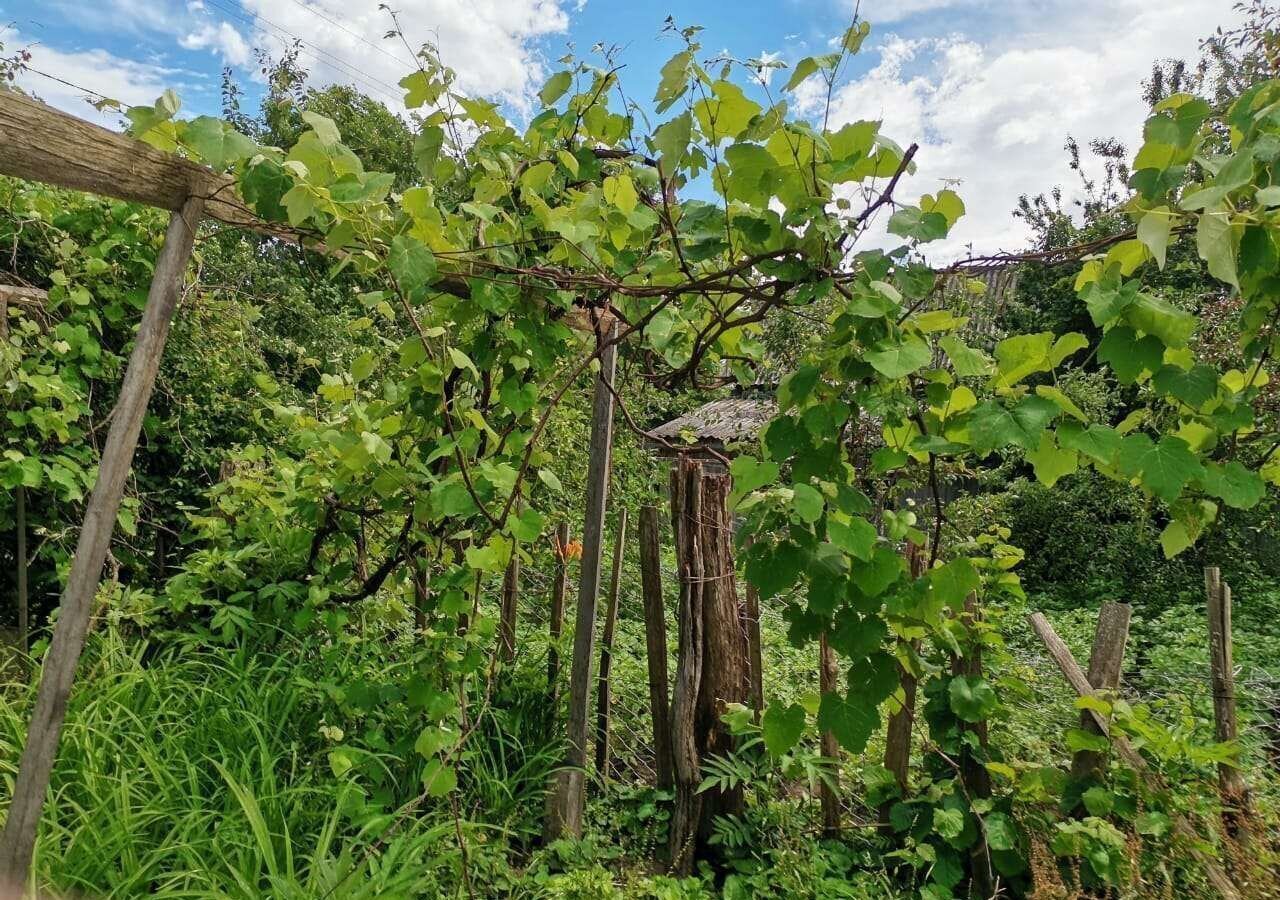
[1029,611,1243,900]
[595,508,628,778]
[498,552,521,662]
[638,505,674,793]
[668,458,705,874]
[692,472,748,858]
[880,541,925,830]
[547,522,570,694]
[15,484,28,660]
[0,195,204,886]
[545,322,617,841]
[413,558,429,639]
[1069,601,1131,787]
[1205,568,1254,842]
[952,591,993,897]
[818,632,841,838]
[743,539,764,717]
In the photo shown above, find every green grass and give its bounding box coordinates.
[0,633,458,898]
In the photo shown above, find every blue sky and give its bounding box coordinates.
[2,0,1238,256]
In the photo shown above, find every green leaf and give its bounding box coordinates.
[1160,520,1195,558]
[653,112,693,167]
[927,558,979,610]
[388,235,438,300]
[932,807,965,841]
[851,546,903,598]
[400,71,444,109]
[413,126,445,179]
[301,111,340,146]
[655,50,692,107]
[783,57,820,92]
[939,335,993,377]
[602,173,638,213]
[865,335,931,379]
[1125,294,1196,348]
[539,70,573,106]
[1196,204,1239,289]
[537,468,563,492]
[1117,434,1204,503]
[1200,460,1264,509]
[421,759,458,797]
[948,675,997,722]
[1137,206,1174,269]
[351,352,376,383]
[968,396,1059,455]
[818,690,878,754]
[985,813,1019,852]
[729,456,779,499]
[762,701,807,757]
[791,482,825,523]
[1098,326,1164,383]
[1151,364,1218,408]
[1081,786,1114,817]
[827,515,877,561]
[841,20,871,53]
[1026,433,1079,487]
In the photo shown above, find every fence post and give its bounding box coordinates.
[0,195,204,885]
[15,484,28,661]
[818,632,841,838]
[1028,611,1243,900]
[595,508,628,778]
[1069,601,1131,788]
[545,322,617,841]
[498,552,520,662]
[1205,567,1254,842]
[638,505,674,792]
[951,591,993,897]
[880,540,925,830]
[547,523,570,694]
[668,458,705,875]
[744,537,764,718]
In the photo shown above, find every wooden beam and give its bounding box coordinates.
[0,90,615,331]
[0,194,205,886]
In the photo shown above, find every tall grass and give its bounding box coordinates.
[0,632,457,898]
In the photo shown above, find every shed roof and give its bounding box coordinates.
[649,397,776,446]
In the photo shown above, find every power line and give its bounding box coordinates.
[282,0,417,70]
[201,0,406,106]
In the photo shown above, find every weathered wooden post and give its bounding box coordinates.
[744,537,764,717]
[595,508,628,777]
[1205,567,1254,843]
[668,460,749,872]
[1069,601,1131,787]
[880,540,925,829]
[547,522,570,694]
[638,505,674,793]
[0,195,204,885]
[498,552,521,662]
[668,457,705,874]
[545,322,617,841]
[1028,611,1243,900]
[818,632,841,838]
[15,484,28,660]
[952,591,993,897]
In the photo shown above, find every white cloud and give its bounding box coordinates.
[179,21,250,66]
[4,26,184,127]
[823,0,1240,260]
[756,50,784,86]
[856,0,981,24]
[234,0,571,113]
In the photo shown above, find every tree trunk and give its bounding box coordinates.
[545,322,617,842]
[0,195,204,886]
[638,505,674,793]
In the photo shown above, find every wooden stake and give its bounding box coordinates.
[15,484,28,660]
[743,538,764,717]
[952,591,993,896]
[818,632,841,838]
[1069,601,1131,787]
[498,551,521,662]
[668,458,705,875]
[881,541,925,830]
[595,508,628,778]
[545,322,617,841]
[0,195,204,886]
[1205,568,1254,842]
[638,505,674,793]
[547,522,570,694]
[1028,611,1243,900]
